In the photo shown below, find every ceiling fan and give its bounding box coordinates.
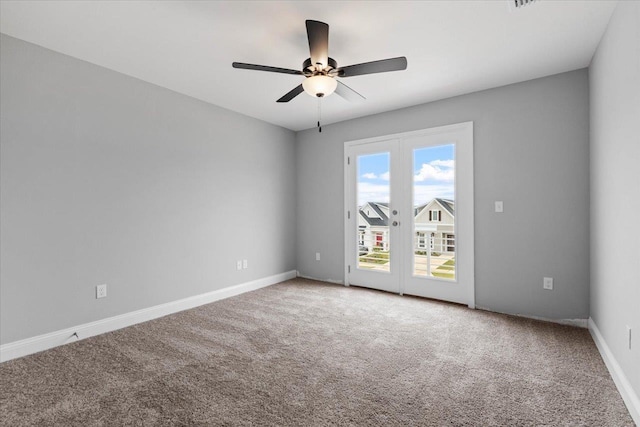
[232,20,407,128]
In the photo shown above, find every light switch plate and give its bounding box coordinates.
[495,201,504,213]
[543,277,553,290]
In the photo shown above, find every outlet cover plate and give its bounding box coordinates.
[543,277,553,290]
[96,284,107,299]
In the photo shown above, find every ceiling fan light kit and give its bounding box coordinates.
[302,75,337,98]
[232,19,407,131]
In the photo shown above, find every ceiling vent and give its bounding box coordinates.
[509,0,537,11]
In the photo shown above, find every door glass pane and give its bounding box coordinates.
[356,152,390,272]
[413,145,456,280]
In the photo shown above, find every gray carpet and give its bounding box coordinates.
[0,278,634,426]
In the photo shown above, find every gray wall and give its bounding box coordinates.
[590,1,640,399]
[0,35,297,344]
[296,69,590,321]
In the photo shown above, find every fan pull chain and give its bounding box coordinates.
[317,98,322,133]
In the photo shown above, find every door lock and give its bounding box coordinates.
[392,221,399,226]
[392,210,398,215]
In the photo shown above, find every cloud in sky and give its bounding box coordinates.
[362,171,390,181]
[357,182,390,205]
[356,158,454,206]
[429,159,455,168]
[357,182,454,207]
[413,184,454,205]
[414,159,455,182]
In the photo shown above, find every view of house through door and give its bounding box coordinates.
[411,144,456,280]
[356,146,456,279]
[344,122,474,307]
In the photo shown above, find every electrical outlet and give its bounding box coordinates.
[627,326,632,350]
[243,259,248,269]
[543,277,553,290]
[316,252,321,261]
[236,260,242,270]
[495,201,504,213]
[96,284,107,299]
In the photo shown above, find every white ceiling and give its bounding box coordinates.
[0,1,616,131]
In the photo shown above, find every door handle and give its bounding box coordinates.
[392,221,399,226]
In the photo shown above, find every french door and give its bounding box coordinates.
[344,122,474,307]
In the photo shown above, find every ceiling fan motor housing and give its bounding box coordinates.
[303,57,338,76]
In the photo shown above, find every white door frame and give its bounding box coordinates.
[343,121,475,308]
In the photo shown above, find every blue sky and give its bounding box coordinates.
[357,144,455,206]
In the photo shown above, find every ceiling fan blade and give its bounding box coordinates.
[232,62,302,75]
[277,84,305,103]
[306,20,329,69]
[335,81,366,102]
[338,57,407,77]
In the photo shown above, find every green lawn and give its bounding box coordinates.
[359,251,390,265]
[359,253,455,277]
[432,259,455,279]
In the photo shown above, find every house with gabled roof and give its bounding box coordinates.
[414,198,455,253]
[358,198,455,254]
[358,202,390,252]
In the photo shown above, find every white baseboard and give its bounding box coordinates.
[475,306,588,328]
[589,317,640,424]
[0,270,297,363]
[296,272,344,285]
